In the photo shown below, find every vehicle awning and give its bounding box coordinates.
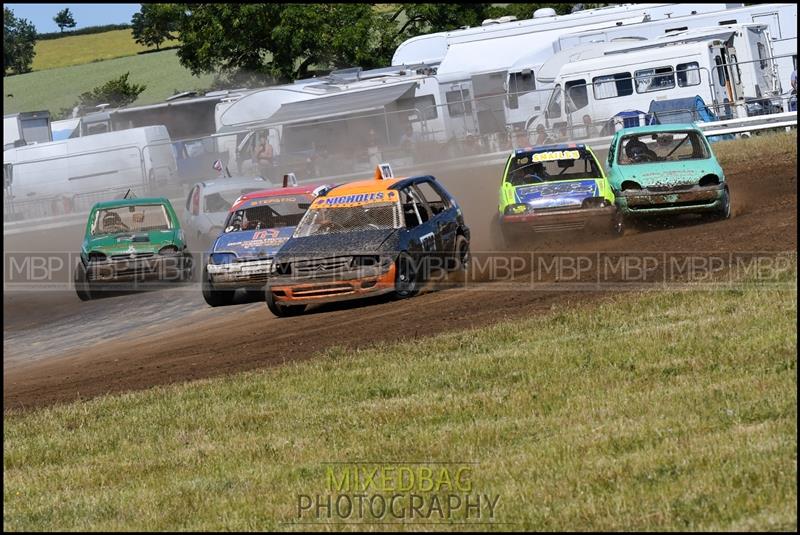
[217,81,418,133]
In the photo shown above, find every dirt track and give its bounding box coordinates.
[3,156,797,410]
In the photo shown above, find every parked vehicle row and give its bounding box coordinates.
[74,122,730,317]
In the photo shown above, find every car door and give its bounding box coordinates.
[399,185,438,258]
[413,179,457,260]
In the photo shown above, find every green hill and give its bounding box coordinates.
[3,49,216,117]
[31,29,179,72]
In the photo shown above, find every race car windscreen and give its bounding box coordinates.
[224,196,312,232]
[507,150,600,186]
[293,202,402,237]
[204,188,265,213]
[617,131,710,165]
[91,204,172,236]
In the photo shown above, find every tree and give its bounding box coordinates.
[175,4,398,85]
[4,7,37,76]
[54,8,77,33]
[131,3,180,51]
[76,71,147,109]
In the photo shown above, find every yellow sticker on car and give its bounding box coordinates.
[532,150,580,162]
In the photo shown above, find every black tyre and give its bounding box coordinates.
[394,253,420,299]
[708,186,731,221]
[609,209,625,237]
[451,234,470,272]
[265,289,306,317]
[180,252,195,282]
[489,214,507,251]
[201,265,235,307]
[74,261,93,301]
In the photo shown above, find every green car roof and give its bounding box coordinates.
[90,197,171,210]
[613,123,701,136]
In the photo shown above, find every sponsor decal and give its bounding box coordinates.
[515,180,599,207]
[313,191,388,209]
[244,196,302,208]
[530,150,581,162]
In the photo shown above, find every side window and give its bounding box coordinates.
[565,79,588,112]
[400,187,428,228]
[676,62,701,87]
[546,84,562,119]
[414,181,450,216]
[592,73,633,100]
[635,66,675,93]
[446,89,473,117]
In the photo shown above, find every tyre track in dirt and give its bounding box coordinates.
[3,158,796,410]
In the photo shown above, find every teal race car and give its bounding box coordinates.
[605,124,730,220]
[74,197,193,300]
[491,144,623,248]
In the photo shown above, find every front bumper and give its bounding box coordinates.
[501,205,617,234]
[207,258,273,288]
[616,184,725,216]
[267,263,396,306]
[87,253,186,283]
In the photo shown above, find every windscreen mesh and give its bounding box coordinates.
[295,202,401,237]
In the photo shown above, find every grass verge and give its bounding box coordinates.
[3,260,797,531]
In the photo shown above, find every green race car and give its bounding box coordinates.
[74,197,193,300]
[605,124,730,220]
[491,144,623,248]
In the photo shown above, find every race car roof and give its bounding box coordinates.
[515,143,586,155]
[92,197,171,210]
[229,185,318,212]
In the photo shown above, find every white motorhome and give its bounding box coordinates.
[554,3,796,94]
[214,66,450,175]
[3,111,52,149]
[4,125,176,219]
[510,23,781,129]
[392,4,743,66]
[528,32,746,138]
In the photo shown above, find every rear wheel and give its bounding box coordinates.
[74,261,93,301]
[202,265,235,307]
[265,289,306,317]
[394,253,420,299]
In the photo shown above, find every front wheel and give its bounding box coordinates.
[393,253,420,299]
[710,186,732,221]
[265,289,306,317]
[74,261,93,301]
[609,209,625,237]
[201,265,235,307]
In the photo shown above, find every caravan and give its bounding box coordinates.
[555,3,796,94]
[528,32,747,140]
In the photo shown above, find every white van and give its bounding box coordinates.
[3,125,176,219]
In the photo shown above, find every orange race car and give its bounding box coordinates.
[264,164,471,316]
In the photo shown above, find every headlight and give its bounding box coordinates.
[159,245,180,255]
[581,197,609,209]
[504,203,529,215]
[210,252,236,265]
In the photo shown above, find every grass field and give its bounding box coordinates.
[3,260,796,530]
[3,49,216,117]
[31,29,180,72]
